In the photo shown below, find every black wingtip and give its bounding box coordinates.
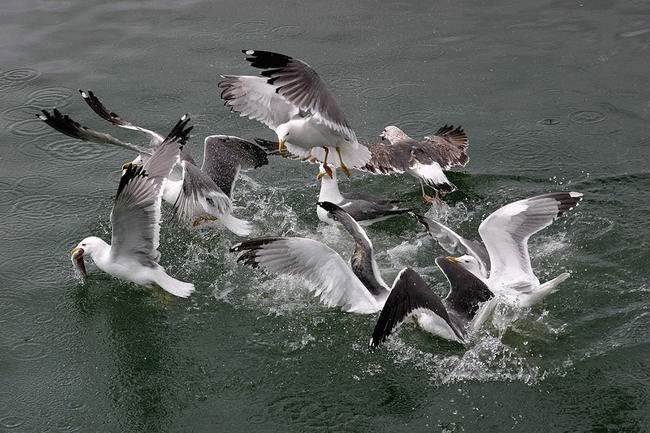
[116,163,147,199]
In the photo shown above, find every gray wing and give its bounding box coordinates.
[361,141,416,175]
[243,50,356,142]
[370,268,462,349]
[201,135,269,198]
[231,237,380,314]
[435,257,493,321]
[479,192,584,288]
[339,198,410,223]
[80,89,196,165]
[318,202,389,297]
[110,115,191,265]
[421,125,469,169]
[416,214,490,277]
[37,108,151,155]
[172,160,231,223]
[80,89,165,146]
[219,75,297,130]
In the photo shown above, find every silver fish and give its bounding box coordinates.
[70,247,87,283]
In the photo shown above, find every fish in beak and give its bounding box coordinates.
[70,247,87,283]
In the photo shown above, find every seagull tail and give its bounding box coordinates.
[220,213,253,237]
[154,271,195,298]
[528,272,570,306]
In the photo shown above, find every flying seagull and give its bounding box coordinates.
[316,163,410,225]
[219,50,371,177]
[416,192,584,308]
[70,116,195,297]
[362,125,469,202]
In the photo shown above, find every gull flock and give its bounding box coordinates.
[39,49,583,350]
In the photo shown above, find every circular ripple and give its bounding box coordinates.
[15,174,57,191]
[0,68,40,91]
[34,137,117,162]
[229,20,270,38]
[360,83,423,101]
[0,416,25,429]
[10,341,49,361]
[568,110,606,124]
[1,104,43,122]
[26,86,75,108]
[12,193,101,221]
[33,311,54,324]
[270,25,306,38]
[329,76,364,92]
[0,287,32,321]
[139,93,183,113]
[66,400,87,410]
[8,118,51,137]
[0,179,19,206]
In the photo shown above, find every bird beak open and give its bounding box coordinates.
[122,161,133,170]
[278,139,285,152]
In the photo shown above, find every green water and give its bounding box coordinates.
[1,0,649,431]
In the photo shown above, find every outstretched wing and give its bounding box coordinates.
[421,125,469,169]
[318,201,389,297]
[370,268,462,349]
[219,75,297,130]
[201,135,269,198]
[172,160,232,224]
[242,49,356,142]
[479,192,584,288]
[435,257,493,320]
[110,115,190,265]
[80,89,165,145]
[416,214,490,278]
[37,108,150,155]
[231,237,380,314]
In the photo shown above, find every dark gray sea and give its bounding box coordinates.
[1,0,649,431]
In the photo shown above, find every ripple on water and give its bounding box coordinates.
[0,285,33,322]
[34,137,117,162]
[139,93,183,113]
[0,416,25,429]
[12,193,100,221]
[1,104,44,122]
[270,25,307,38]
[568,110,607,124]
[26,86,76,109]
[8,117,52,137]
[267,391,360,431]
[0,68,40,91]
[10,341,50,361]
[229,20,271,39]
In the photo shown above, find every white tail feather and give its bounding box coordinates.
[219,213,253,236]
[154,271,195,298]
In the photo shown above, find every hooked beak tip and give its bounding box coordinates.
[71,247,84,257]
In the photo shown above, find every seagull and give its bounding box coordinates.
[219,50,371,177]
[231,202,490,345]
[362,125,469,202]
[39,90,268,236]
[416,192,584,308]
[369,261,493,349]
[70,116,195,297]
[316,163,410,225]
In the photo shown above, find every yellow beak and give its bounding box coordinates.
[445,256,459,263]
[278,139,285,152]
[71,247,84,257]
